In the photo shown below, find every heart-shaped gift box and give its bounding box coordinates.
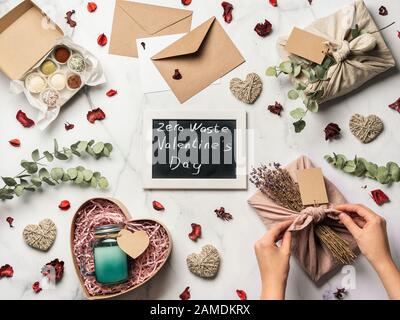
[70,198,172,300]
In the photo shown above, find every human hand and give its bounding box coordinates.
[335,203,400,300]
[335,204,392,268]
[254,220,292,300]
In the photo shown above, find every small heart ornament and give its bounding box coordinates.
[117,229,150,259]
[23,219,57,251]
[186,244,220,278]
[349,114,383,143]
[230,73,263,104]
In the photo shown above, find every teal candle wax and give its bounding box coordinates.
[93,224,129,285]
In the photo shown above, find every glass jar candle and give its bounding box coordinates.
[93,224,128,285]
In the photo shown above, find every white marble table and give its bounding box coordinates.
[0,0,399,300]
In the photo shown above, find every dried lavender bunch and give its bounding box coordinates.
[250,163,304,212]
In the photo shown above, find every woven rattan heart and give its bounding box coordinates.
[23,219,57,251]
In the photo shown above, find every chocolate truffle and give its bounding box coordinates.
[68,54,86,73]
[41,89,60,107]
[67,74,82,90]
[49,73,66,91]
[40,60,57,75]
[25,73,46,93]
[54,46,71,63]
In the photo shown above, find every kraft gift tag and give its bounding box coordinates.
[296,168,329,206]
[285,27,328,65]
[117,229,150,259]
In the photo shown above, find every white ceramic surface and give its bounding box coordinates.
[0,0,399,300]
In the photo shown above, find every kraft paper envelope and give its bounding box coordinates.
[152,17,245,103]
[109,0,193,58]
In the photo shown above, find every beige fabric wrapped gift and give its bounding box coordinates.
[278,0,395,104]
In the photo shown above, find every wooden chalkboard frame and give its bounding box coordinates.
[143,109,247,189]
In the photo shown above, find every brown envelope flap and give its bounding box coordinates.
[117,0,192,36]
[0,0,63,80]
[152,17,215,60]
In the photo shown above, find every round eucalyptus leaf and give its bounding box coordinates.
[290,108,306,120]
[83,170,93,182]
[288,90,299,100]
[31,149,40,162]
[50,168,64,181]
[293,64,301,77]
[74,171,84,184]
[67,168,78,180]
[15,185,25,197]
[21,161,38,174]
[90,177,97,188]
[343,160,356,173]
[92,142,105,155]
[279,61,293,74]
[265,67,277,76]
[2,177,17,186]
[293,120,306,133]
[98,177,109,190]
[43,151,54,162]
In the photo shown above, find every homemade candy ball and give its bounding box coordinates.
[40,59,57,75]
[25,73,47,94]
[49,73,66,91]
[68,54,86,73]
[41,89,60,107]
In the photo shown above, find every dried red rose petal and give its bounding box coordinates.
[378,6,388,16]
[32,281,42,293]
[308,0,312,4]
[181,0,192,5]
[236,289,247,300]
[41,259,64,282]
[389,97,400,113]
[254,19,273,37]
[6,217,14,228]
[334,288,347,300]
[97,33,108,46]
[179,287,191,300]
[9,139,21,147]
[65,10,77,28]
[398,31,400,39]
[106,89,118,97]
[269,0,278,7]
[188,223,201,241]
[221,2,233,24]
[152,200,165,211]
[87,108,106,123]
[370,189,390,206]
[324,123,341,141]
[16,110,35,128]
[172,69,182,80]
[58,200,71,211]
[0,264,14,278]
[65,122,75,131]
[268,101,283,116]
[87,2,97,12]
[214,207,233,221]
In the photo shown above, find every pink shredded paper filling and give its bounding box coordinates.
[73,199,170,297]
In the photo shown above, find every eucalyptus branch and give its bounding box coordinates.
[325,153,400,185]
[266,55,334,133]
[0,139,113,201]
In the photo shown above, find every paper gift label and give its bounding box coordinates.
[285,27,328,65]
[117,229,150,259]
[296,168,329,206]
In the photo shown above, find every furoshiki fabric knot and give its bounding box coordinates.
[331,33,376,63]
[288,206,342,232]
[332,40,351,62]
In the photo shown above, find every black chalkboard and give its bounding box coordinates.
[152,119,236,179]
